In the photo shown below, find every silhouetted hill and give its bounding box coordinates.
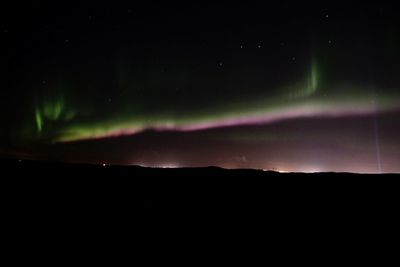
[2,158,396,178]
[1,158,398,212]
[2,157,399,252]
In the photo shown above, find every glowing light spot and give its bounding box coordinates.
[158,163,180,169]
[301,166,323,173]
[277,169,290,173]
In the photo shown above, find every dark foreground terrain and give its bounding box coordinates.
[1,158,398,210]
[2,158,399,255]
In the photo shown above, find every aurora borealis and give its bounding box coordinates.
[1,2,400,173]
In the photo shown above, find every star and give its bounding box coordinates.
[291,56,296,61]
[325,14,329,18]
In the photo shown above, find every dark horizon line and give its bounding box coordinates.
[2,157,398,175]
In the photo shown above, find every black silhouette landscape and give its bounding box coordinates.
[2,159,398,210]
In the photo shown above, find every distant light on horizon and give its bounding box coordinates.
[134,162,181,169]
[158,163,180,169]
[277,169,290,173]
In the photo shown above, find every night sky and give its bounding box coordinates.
[1,2,400,173]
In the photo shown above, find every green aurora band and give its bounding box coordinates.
[30,60,400,143]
